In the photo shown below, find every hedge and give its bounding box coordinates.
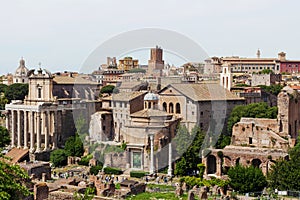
[103,167,123,175]
[130,171,148,178]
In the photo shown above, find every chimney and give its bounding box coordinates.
[278,52,286,61]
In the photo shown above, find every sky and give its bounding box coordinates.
[1,0,300,75]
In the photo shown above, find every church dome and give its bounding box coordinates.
[15,58,29,76]
[144,92,159,101]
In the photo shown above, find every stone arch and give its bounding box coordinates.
[162,102,167,112]
[251,158,262,168]
[207,155,217,174]
[175,103,181,114]
[235,157,240,166]
[169,103,174,113]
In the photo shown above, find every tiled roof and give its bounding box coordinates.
[165,83,243,101]
[53,75,98,85]
[5,148,29,164]
[131,109,172,118]
[112,91,147,101]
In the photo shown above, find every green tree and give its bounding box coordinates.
[64,135,84,157]
[174,125,205,176]
[100,85,115,94]
[0,126,31,199]
[0,126,10,148]
[0,84,8,94]
[0,96,8,110]
[50,149,68,167]
[259,84,283,96]
[268,136,300,190]
[4,83,28,102]
[227,165,267,193]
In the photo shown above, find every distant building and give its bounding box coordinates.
[118,57,139,71]
[251,73,282,86]
[13,58,29,84]
[148,46,165,76]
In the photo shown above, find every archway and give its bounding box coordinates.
[251,159,262,168]
[207,155,217,174]
[169,103,174,113]
[163,102,167,112]
[175,103,181,114]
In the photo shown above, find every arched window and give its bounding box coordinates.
[175,103,181,114]
[148,102,151,109]
[163,102,167,112]
[169,103,174,113]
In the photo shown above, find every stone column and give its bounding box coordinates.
[167,142,173,176]
[23,111,28,149]
[52,111,57,150]
[30,112,35,153]
[5,111,9,131]
[36,112,41,153]
[11,110,15,147]
[149,134,155,174]
[44,111,49,151]
[17,110,22,148]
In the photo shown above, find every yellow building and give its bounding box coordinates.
[118,57,139,71]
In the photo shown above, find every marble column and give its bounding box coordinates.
[44,111,49,151]
[52,111,57,150]
[5,111,9,131]
[23,111,28,149]
[30,112,35,153]
[149,134,154,174]
[17,110,22,148]
[36,112,41,153]
[11,110,15,147]
[167,142,173,176]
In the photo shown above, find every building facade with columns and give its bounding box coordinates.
[5,68,100,159]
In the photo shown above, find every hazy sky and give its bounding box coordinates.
[1,0,300,75]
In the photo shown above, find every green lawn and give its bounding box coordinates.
[126,192,188,200]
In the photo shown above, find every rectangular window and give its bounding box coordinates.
[249,137,253,144]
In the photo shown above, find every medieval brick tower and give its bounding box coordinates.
[148,46,164,76]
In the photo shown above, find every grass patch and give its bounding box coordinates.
[146,184,176,191]
[126,192,188,200]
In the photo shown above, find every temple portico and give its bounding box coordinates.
[5,103,60,153]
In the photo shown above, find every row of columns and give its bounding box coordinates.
[6,110,58,153]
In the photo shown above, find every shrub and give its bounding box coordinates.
[78,154,93,166]
[130,171,148,178]
[103,167,123,175]
[50,149,68,167]
[90,165,103,175]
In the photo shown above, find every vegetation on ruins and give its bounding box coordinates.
[267,136,300,190]
[217,102,278,148]
[174,125,205,176]
[259,84,283,96]
[73,187,95,200]
[0,126,32,200]
[227,165,267,193]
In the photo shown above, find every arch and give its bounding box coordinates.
[235,158,240,166]
[169,103,174,113]
[162,102,167,112]
[207,155,217,174]
[175,103,181,114]
[251,158,262,168]
[148,102,151,109]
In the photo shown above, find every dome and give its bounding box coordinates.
[15,58,29,76]
[144,92,159,101]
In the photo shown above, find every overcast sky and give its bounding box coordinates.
[1,0,299,75]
